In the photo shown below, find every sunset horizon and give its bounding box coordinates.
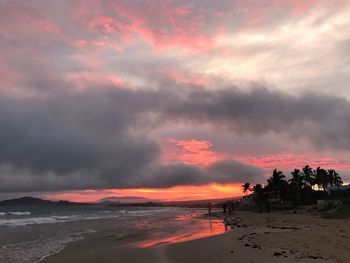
[1,1,350,262]
[1,1,350,203]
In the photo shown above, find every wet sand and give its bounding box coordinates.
[42,210,229,263]
[43,208,350,263]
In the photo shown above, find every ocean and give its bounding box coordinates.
[0,206,227,263]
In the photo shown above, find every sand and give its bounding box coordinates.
[42,208,350,263]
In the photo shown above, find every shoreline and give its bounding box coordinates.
[42,207,350,263]
[41,209,227,263]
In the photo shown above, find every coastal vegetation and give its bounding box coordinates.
[242,165,349,212]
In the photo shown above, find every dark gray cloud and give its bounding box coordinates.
[0,87,267,192]
[0,89,158,174]
[0,159,264,193]
[138,159,264,190]
[0,88,159,192]
[1,85,350,192]
[155,87,350,150]
[138,160,264,188]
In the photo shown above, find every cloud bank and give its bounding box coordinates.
[1,0,350,194]
[1,85,350,192]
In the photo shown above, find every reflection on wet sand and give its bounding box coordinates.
[135,215,229,248]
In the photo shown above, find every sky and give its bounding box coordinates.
[1,0,350,202]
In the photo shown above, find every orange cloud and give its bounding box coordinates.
[162,139,222,166]
[43,183,242,203]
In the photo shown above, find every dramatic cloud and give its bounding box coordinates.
[0,87,267,192]
[1,85,350,192]
[156,87,350,150]
[140,160,264,189]
[1,0,350,197]
[1,0,349,95]
[162,139,222,166]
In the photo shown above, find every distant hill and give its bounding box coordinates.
[0,197,91,206]
[0,196,243,207]
[97,196,242,207]
[98,196,156,204]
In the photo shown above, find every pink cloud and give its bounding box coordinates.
[162,139,222,166]
[292,0,319,15]
[173,5,191,16]
[0,3,69,44]
[0,68,25,94]
[81,1,217,52]
[237,153,350,172]
[161,67,208,85]
[65,72,129,91]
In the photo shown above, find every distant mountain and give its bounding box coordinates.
[98,196,242,207]
[98,196,156,204]
[0,197,90,206]
[0,196,242,207]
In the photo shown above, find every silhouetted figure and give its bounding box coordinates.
[222,203,227,215]
[227,201,233,215]
[207,202,212,215]
[230,202,235,215]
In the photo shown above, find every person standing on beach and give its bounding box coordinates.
[207,202,212,215]
[230,202,235,215]
[222,203,227,215]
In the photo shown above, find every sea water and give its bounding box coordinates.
[0,206,180,263]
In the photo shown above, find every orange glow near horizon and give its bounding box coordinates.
[43,183,243,203]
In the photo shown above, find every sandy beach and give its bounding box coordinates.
[42,207,350,263]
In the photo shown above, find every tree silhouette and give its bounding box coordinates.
[289,169,303,205]
[244,165,343,212]
[314,167,330,191]
[242,182,252,195]
[267,169,287,199]
[301,165,314,187]
[300,165,314,203]
[328,169,343,190]
[252,184,266,213]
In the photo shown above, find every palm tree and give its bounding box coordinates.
[300,165,314,204]
[267,169,287,199]
[290,169,303,186]
[252,184,266,213]
[328,169,343,191]
[314,167,330,191]
[289,169,303,205]
[301,165,314,187]
[242,182,252,195]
